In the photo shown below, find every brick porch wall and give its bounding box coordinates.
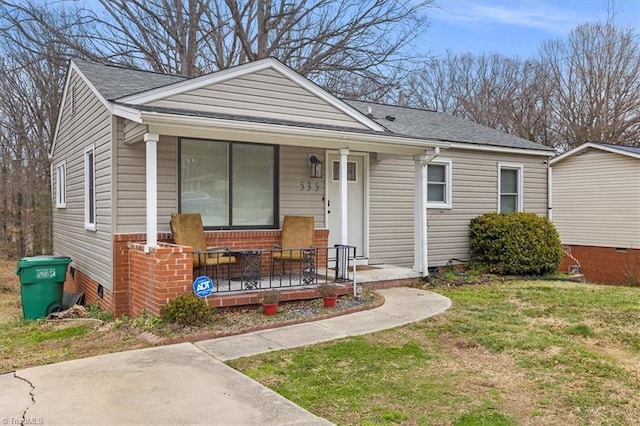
[128,242,194,317]
[560,245,640,286]
[106,228,330,316]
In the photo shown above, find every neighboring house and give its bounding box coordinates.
[50,58,554,316]
[550,142,640,285]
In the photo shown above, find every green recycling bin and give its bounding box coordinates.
[16,256,71,320]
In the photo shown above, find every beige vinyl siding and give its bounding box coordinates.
[279,146,326,228]
[552,150,640,249]
[146,68,368,130]
[123,120,147,144]
[368,149,549,267]
[369,156,415,266]
[52,71,113,290]
[115,129,178,233]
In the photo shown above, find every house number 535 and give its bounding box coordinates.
[299,181,320,192]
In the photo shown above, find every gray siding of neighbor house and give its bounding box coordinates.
[52,70,114,290]
[146,68,369,130]
[115,124,177,233]
[368,149,549,267]
[552,149,640,249]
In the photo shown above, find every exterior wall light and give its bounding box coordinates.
[309,154,323,179]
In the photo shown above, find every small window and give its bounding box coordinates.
[427,160,452,209]
[331,161,357,182]
[498,163,523,213]
[55,161,66,208]
[84,145,96,230]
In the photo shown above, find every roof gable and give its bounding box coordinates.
[117,58,384,131]
[550,142,640,165]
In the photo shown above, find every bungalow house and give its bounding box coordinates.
[550,142,640,285]
[50,58,554,317]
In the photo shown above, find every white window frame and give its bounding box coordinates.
[55,161,66,208]
[427,159,452,209]
[84,145,96,231]
[498,162,524,213]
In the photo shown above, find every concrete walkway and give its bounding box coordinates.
[1,287,451,426]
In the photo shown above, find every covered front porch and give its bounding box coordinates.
[123,231,422,316]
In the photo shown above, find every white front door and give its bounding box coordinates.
[326,153,367,258]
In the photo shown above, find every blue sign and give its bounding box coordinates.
[193,276,215,298]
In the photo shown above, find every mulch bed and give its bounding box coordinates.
[140,290,384,345]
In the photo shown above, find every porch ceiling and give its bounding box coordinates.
[140,111,450,155]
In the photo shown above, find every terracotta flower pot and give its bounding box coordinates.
[262,303,278,315]
[323,296,337,308]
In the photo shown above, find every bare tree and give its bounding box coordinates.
[406,52,551,144]
[0,5,74,257]
[540,22,640,150]
[0,0,434,256]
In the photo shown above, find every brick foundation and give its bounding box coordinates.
[64,267,116,314]
[560,245,640,286]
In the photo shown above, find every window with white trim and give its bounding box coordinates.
[498,163,523,213]
[427,159,452,209]
[55,161,66,208]
[84,145,96,230]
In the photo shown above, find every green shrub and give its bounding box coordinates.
[469,212,563,275]
[160,294,213,326]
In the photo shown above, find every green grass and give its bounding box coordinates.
[230,281,640,425]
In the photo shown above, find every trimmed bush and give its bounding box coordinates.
[469,212,563,275]
[160,294,213,326]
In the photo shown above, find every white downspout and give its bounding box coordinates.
[144,132,159,252]
[414,147,441,278]
[547,160,553,221]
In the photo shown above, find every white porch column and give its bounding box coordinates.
[144,132,159,252]
[338,148,349,245]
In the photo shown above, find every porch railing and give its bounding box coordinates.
[193,245,357,294]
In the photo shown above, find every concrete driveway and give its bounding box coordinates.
[1,287,451,425]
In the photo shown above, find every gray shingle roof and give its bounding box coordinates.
[73,60,553,152]
[594,143,640,156]
[73,60,186,100]
[345,100,552,151]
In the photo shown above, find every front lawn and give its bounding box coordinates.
[229,281,640,425]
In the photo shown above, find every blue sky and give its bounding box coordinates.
[418,0,640,59]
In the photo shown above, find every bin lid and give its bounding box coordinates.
[16,256,72,273]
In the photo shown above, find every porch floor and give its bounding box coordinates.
[211,264,422,295]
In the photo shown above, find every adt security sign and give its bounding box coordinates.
[193,276,215,298]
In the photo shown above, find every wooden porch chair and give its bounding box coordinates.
[271,215,315,277]
[170,213,236,279]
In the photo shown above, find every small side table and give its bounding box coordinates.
[232,249,263,290]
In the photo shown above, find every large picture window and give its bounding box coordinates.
[498,163,523,213]
[180,138,278,228]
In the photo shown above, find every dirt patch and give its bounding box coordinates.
[435,333,579,425]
